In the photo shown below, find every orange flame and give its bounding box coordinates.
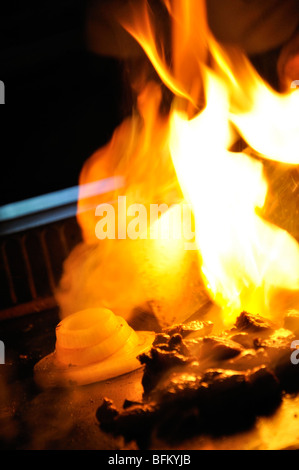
[73,0,299,328]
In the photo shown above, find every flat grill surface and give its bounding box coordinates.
[0,308,299,450]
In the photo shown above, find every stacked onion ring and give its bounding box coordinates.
[34,308,154,388]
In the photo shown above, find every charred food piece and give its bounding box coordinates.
[253,328,295,362]
[198,336,243,361]
[229,332,255,349]
[224,348,269,372]
[148,369,203,404]
[150,365,281,441]
[248,366,281,416]
[235,311,276,335]
[141,324,243,396]
[96,364,283,448]
[96,398,159,449]
[163,320,213,339]
[284,310,299,335]
[254,328,299,393]
[197,368,255,434]
[96,398,119,433]
[139,347,191,396]
[139,320,212,395]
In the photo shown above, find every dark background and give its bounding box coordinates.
[0,0,131,206]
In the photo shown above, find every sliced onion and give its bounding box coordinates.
[34,306,155,388]
[34,330,155,388]
[56,316,138,366]
[55,307,119,349]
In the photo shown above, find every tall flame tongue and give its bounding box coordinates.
[73,0,299,329]
[169,72,299,325]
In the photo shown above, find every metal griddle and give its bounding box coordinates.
[1,305,299,450]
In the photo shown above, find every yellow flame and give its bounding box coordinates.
[169,71,299,324]
[209,39,299,164]
[74,0,299,328]
[120,0,299,325]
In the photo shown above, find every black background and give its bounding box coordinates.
[0,0,131,206]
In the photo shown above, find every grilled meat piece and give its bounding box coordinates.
[97,398,160,449]
[96,312,298,448]
[139,320,244,395]
[96,365,281,447]
[254,328,298,392]
[248,366,281,416]
[224,348,269,371]
[284,310,299,335]
[234,311,276,335]
[229,332,255,349]
[96,397,119,427]
[199,336,243,361]
[139,346,191,396]
[163,320,213,338]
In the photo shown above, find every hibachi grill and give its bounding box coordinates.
[1,0,299,451]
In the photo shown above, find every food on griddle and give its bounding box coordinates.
[34,308,155,387]
[254,327,299,392]
[284,310,299,335]
[162,320,213,338]
[97,366,281,448]
[96,311,299,448]
[234,310,276,335]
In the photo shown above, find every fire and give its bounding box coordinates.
[169,72,299,325]
[71,0,299,329]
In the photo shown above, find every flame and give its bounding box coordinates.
[209,39,299,165]
[59,81,205,326]
[169,71,299,324]
[69,0,299,329]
